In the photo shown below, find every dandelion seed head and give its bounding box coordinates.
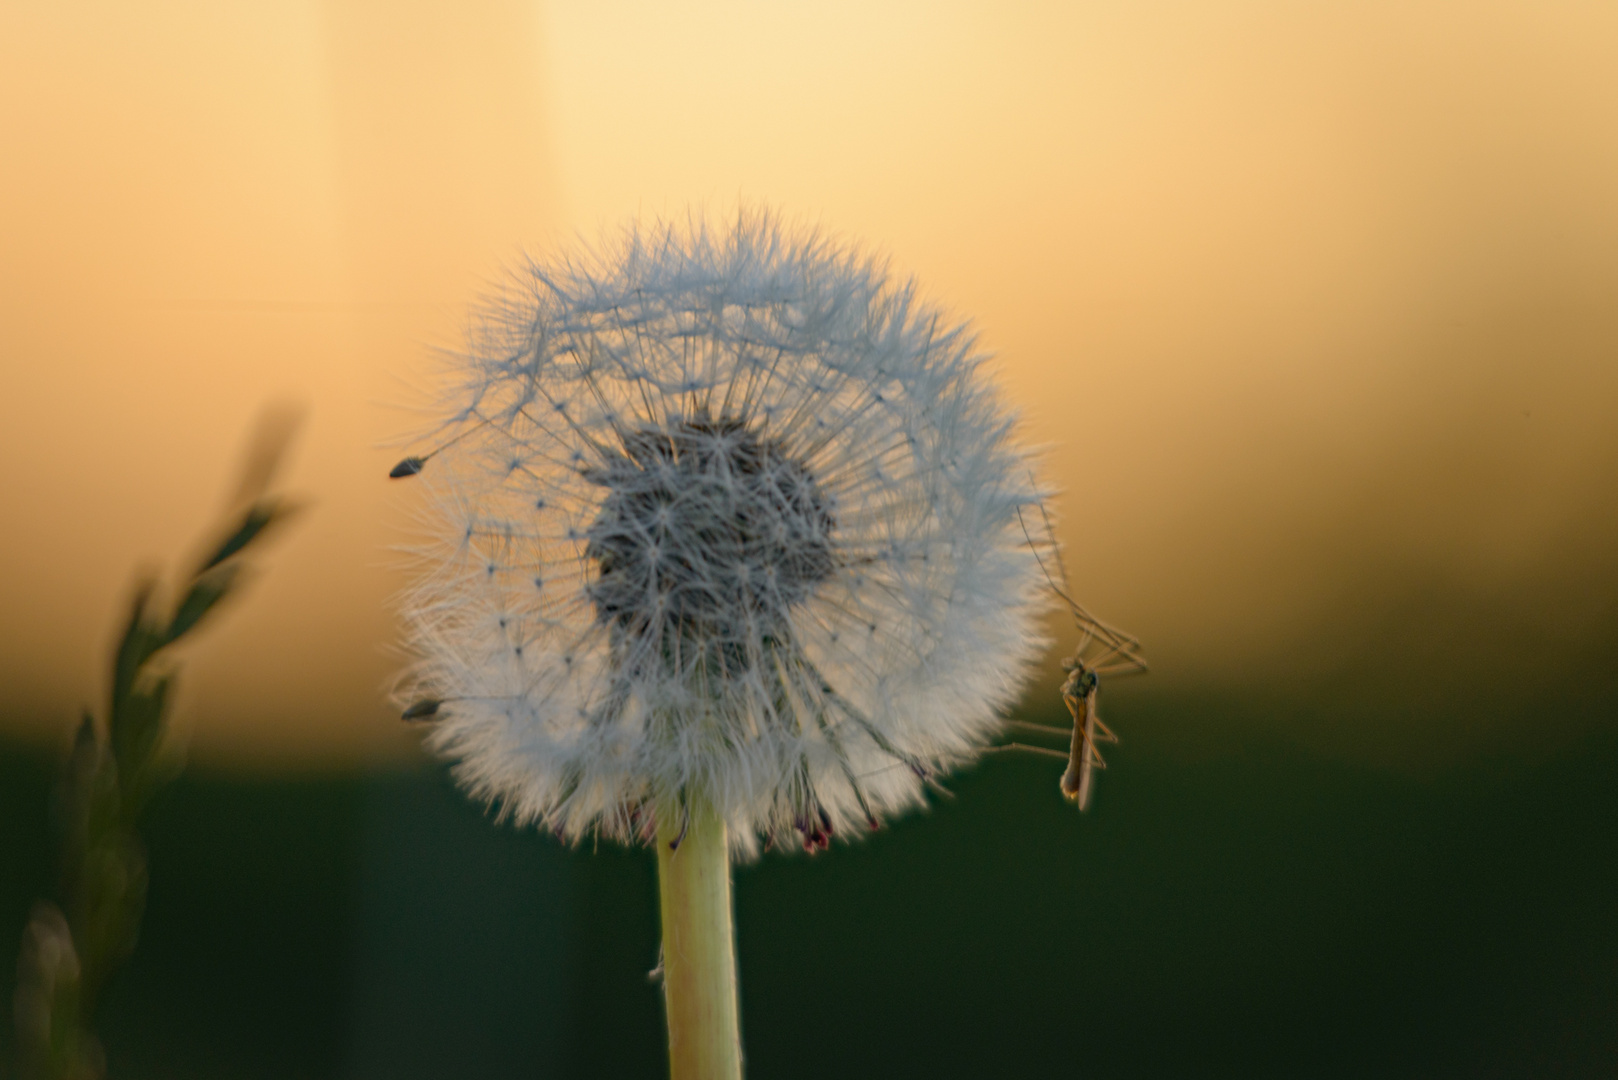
[395,209,1047,856]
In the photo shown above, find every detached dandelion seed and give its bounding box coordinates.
[391,210,1050,1078]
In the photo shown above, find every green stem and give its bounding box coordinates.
[656,798,743,1080]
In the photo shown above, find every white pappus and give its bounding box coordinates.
[391,210,1049,857]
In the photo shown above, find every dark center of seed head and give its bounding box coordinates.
[583,416,835,637]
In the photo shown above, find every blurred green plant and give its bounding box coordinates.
[9,412,301,1080]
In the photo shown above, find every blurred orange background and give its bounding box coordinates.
[2,0,1614,770]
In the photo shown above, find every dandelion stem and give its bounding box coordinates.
[656,797,743,1080]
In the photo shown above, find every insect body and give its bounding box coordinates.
[1058,659,1116,811]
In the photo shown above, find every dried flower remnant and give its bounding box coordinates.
[390,210,1050,856]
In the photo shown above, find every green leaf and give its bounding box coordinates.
[111,583,162,716]
[110,674,170,789]
[199,498,285,572]
[165,563,241,644]
[57,713,101,855]
[83,745,124,850]
[56,718,118,888]
[74,831,148,1006]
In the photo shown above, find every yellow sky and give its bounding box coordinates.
[2,0,1615,769]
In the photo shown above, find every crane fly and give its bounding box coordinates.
[999,501,1147,811]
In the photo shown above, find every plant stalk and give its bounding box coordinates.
[656,798,743,1080]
